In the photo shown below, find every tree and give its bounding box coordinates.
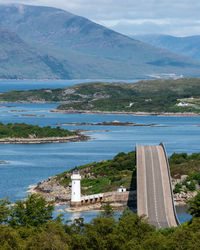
[187,191,200,217]
[0,198,11,224]
[9,194,54,227]
[100,202,114,218]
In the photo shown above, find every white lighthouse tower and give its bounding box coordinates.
[71,167,81,207]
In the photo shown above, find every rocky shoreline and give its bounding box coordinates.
[28,179,136,212]
[57,120,159,127]
[51,109,200,117]
[0,134,89,144]
[1,100,200,116]
[28,174,196,212]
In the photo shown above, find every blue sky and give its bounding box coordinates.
[0,0,200,36]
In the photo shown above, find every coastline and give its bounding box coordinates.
[51,109,200,117]
[0,134,89,144]
[27,175,195,212]
[0,100,200,117]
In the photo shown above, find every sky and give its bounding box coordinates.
[0,0,200,37]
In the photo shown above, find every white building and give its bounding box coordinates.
[117,186,126,192]
[177,102,189,107]
[71,167,81,207]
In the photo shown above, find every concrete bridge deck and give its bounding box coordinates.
[136,143,180,228]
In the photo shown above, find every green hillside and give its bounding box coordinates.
[1,78,200,113]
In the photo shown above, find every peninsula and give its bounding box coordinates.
[1,78,200,115]
[0,123,88,144]
[29,150,200,210]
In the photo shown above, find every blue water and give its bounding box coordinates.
[0,79,139,92]
[0,100,199,222]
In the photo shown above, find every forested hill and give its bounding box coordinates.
[0,4,200,79]
[1,78,200,113]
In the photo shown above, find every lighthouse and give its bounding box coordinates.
[71,167,81,207]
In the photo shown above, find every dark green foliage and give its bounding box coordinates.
[169,152,200,177]
[187,180,196,191]
[9,194,54,227]
[100,202,115,218]
[173,183,182,194]
[56,150,136,195]
[1,194,200,249]
[0,122,74,139]
[188,191,200,217]
[0,198,11,224]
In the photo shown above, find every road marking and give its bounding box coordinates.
[149,146,161,228]
[142,146,148,218]
[156,146,170,227]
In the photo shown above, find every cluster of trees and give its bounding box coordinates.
[1,193,200,249]
[57,151,136,195]
[0,123,74,139]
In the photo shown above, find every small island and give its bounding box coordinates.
[0,122,89,144]
[57,120,159,127]
[30,150,200,210]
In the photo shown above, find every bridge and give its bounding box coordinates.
[136,143,180,228]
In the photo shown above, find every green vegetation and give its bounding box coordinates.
[56,151,136,195]
[188,191,200,217]
[55,150,200,196]
[169,152,200,194]
[0,123,74,139]
[57,78,200,113]
[2,78,200,113]
[1,193,200,249]
[169,152,200,177]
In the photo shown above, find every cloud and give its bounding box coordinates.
[0,0,200,36]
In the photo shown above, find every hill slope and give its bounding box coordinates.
[0,4,200,79]
[134,34,200,62]
[0,27,71,79]
[1,78,200,113]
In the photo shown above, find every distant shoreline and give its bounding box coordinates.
[1,101,200,117]
[51,109,200,117]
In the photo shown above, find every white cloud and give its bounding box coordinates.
[0,0,200,36]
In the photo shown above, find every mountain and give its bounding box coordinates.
[0,4,200,79]
[0,26,74,79]
[133,34,200,62]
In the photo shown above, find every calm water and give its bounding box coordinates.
[0,81,199,223]
[0,79,139,92]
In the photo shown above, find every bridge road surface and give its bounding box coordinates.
[137,145,179,229]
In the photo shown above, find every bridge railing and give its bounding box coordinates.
[159,143,180,226]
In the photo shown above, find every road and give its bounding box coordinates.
[137,144,179,228]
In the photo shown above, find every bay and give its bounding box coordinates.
[0,102,198,223]
[0,79,139,92]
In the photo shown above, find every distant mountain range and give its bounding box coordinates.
[0,4,200,79]
[134,34,200,62]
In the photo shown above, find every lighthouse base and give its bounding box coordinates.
[70,201,82,207]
